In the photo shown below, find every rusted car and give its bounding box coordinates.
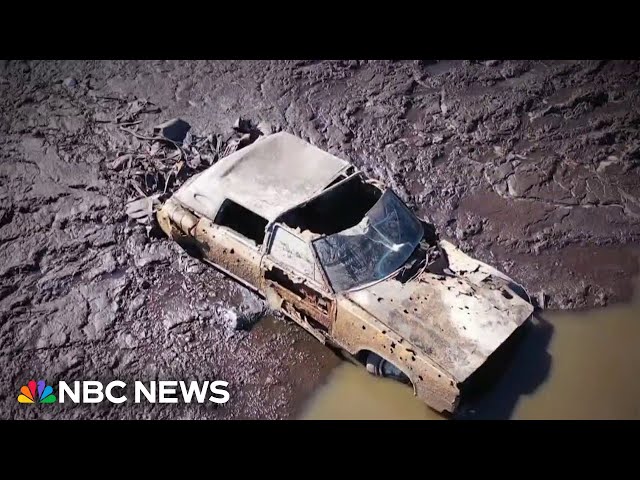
[156,132,534,413]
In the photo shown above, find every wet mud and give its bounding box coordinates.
[1,60,639,419]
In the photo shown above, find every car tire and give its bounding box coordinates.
[365,352,410,384]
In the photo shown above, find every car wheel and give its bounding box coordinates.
[365,352,410,384]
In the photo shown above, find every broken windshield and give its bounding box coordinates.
[312,190,423,292]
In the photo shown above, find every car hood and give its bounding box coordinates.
[344,269,534,383]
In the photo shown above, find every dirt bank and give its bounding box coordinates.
[1,60,639,419]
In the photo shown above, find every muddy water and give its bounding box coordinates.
[300,362,445,420]
[300,300,640,420]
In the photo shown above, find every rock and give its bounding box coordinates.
[63,77,78,88]
[221,308,239,330]
[153,118,191,143]
[484,60,501,67]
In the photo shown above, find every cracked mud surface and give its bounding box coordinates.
[1,60,639,419]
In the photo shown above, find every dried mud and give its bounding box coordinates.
[1,60,639,419]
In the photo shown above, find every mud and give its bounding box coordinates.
[1,60,639,419]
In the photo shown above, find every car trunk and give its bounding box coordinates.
[344,271,534,384]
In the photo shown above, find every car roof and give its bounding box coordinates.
[172,132,351,222]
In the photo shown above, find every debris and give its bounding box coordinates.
[538,291,547,309]
[221,308,239,330]
[440,89,448,114]
[125,194,162,225]
[153,118,191,144]
[115,99,160,125]
[111,112,265,201]
[233,116,268,141]
[233,117,254,134]
[237,133,253,149]
[483,60,501,67]
[109,154,132,171]
[257,120,275,136]
[163,311,197,331]
[63,77,77,88]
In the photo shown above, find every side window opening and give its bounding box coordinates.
[214,199,268,246]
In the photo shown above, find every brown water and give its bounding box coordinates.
[300,300,640,420]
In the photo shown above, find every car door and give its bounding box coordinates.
[193,198,267,291]
[261,224,336,340]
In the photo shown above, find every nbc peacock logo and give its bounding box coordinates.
[18,380,57,404]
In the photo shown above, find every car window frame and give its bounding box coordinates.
[212,198,267,250]
[265,223,332,292]
[310,188,421,293]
